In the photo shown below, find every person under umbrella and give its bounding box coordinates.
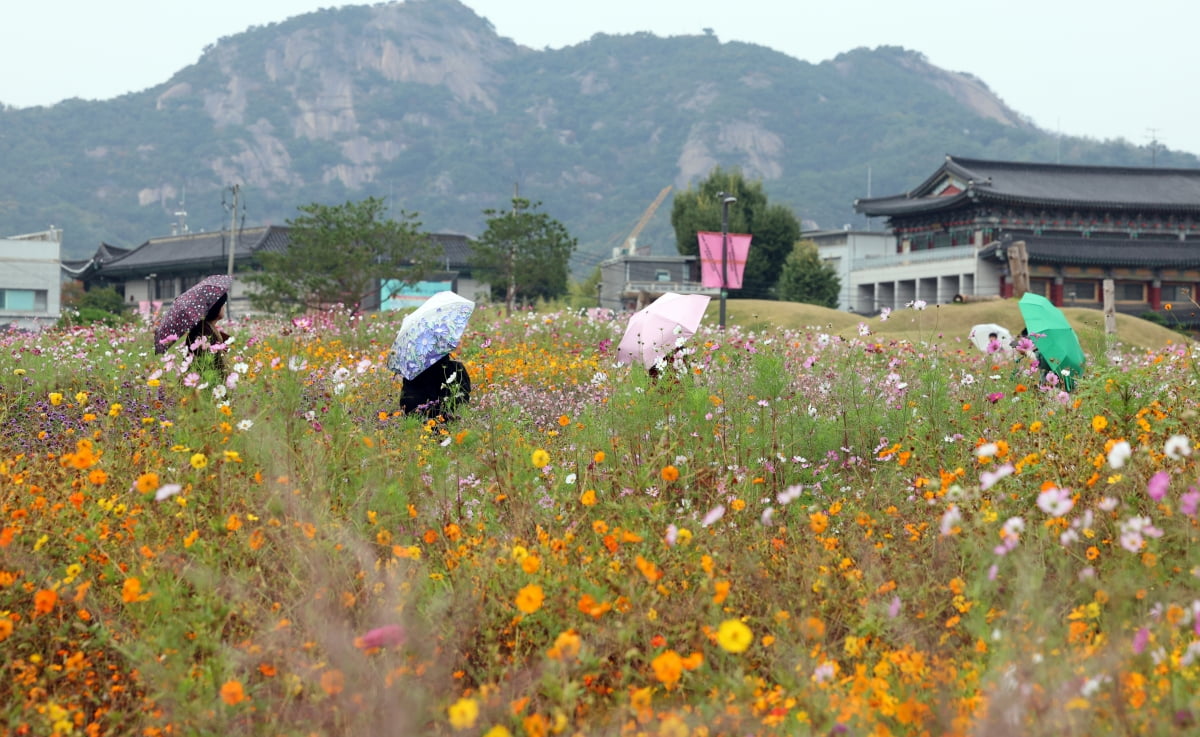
[386,291,475,421]
[153,274,234,379]
[399,353,471,420]
[185,293,230,380]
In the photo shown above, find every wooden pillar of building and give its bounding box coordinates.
[1051,277,1064,306]
[999,274,1012,299]
[1148,278,1162,310]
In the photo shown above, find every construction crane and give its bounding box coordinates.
[618,185,673,256]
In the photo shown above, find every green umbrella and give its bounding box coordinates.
[1018,293,1086,390]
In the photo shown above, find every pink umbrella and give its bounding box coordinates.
[617,293,711,369]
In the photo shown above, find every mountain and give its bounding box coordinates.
[2,0,1193,274]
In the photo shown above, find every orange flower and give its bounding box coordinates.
[135,472,160,494]
[660,465,680,482]
[809,512,829,534]
[635,555,663,583]
[593,451,605,464]
[515,584,545,614]
[558,415,570,427]
[122,577,152,603]
[0,617,12,642]
[650,650,684,688]
[33,588,58,615]
[88,468,108,486]
[580,489,597,506]
[320,669,344,695]
[220,679,247,706]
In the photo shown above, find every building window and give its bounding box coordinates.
[155,276,176,300]
[179,275,203,292]
[655,269,671,282]
[1161,284,1192,303]
[1114,282,1146,302]
[0,289,48,311]
[1064,280,1098,302]
[1028,279,1052,298]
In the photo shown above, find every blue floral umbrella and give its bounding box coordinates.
[386,291,475,380]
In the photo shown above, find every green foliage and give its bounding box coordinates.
[670,167,801,299]
[777,240,841,308]
[246,197,438,313]
[470,198,578,311]
[58,285,131,327]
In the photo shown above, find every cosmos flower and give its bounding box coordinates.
[716,619,753,653]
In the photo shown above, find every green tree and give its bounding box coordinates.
[470,198,578,314]
[247,197,437,312]
[58,284,131,327]
[670,167,801,299]
[777,240,841,308]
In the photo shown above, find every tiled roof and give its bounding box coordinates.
[856,155,1200,217]
[980,235,1200,268]
[101,226,286,275]
[429,233,472,268]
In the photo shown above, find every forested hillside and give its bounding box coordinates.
[0,0,1191,273]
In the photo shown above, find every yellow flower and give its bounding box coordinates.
[48,392,63,406]
[74,391,89,405]
[447,697,480,730]
[1091,415,1108,432]
[12,368,25,376]
[515,584,545,614]
[717,618,753,653]
[531,449,550,468]
[580,489,597,506]
[190,453,208,470]
[107,403,123,417]
[482,727,513,737]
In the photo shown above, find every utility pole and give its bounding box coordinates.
[226,184,240,317]
[506,182,518,316]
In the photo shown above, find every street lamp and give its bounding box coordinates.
[718,192,737,328]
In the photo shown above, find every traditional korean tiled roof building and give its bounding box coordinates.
[853,156,1200,317]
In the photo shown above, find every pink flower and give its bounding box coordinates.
[1181,487,1200,517]
[1133,627,1150,655]
[986,392,1004,403]
[359,624,406,649]
[1147,471,1170,502]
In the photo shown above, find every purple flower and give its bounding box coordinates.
[1147,471,1170,502]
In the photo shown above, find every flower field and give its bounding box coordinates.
[2,304,1199,736]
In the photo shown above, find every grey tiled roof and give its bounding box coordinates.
[981,235,1200,268]
[856,155,1200,217]
[101,226,286,275]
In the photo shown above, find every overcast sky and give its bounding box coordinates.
[5,1,1197,157]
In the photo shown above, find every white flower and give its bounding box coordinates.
[975,442,999,459]
[233,362,249,375]
[1164,434,1192,460]
[1098,496,1120,511]
[812,662,836,683]
[237,419,254,431]
[333,382,346,395]
[331,367,351,383]
[879,307,891,321]
[1002,516,1025,539]
[1107,440,1132,469]
[940,505,962,536]
[154,484,183,501]
[212,385,227,400]
[288,356,308,372]
[980,463,1014,491]
[858,323,870,336]
[761,508,775,526]
[1037,486,1074,517]
[564,473,577,485]
[665,524,678,547]
[701,505,725,527]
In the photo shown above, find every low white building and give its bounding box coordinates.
[1,229,63,330]
[808,228,1003,313]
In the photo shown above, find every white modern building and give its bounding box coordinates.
[1,229,63,330]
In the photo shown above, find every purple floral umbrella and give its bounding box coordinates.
[386,291,475,380]
[153,275,232,354]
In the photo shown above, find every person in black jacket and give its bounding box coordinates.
[401,354,471,420]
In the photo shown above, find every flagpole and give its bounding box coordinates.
[718,193,736,329]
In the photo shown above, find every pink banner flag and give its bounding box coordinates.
[697,231,752,289]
